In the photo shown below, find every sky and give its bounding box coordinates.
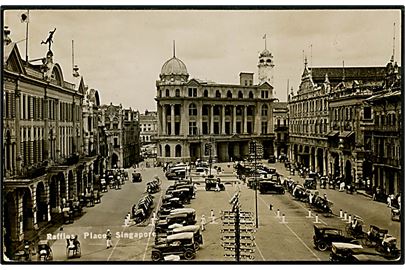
[3,8,402,112]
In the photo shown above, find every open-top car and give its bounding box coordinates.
[313,225,358,251]
[330,241,400,262]
[155,208,197,233]
[151,232,196,261]
[258,181,285,194]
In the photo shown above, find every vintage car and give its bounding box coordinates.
[329,241,400,262]
[156,225,203,250]
[313,225,358,251]
[311,196,333,214]
[364,225,388,247]
[267,155,276,163]
[37,240,53,261]
[329,242,365,262]
[205,177,225,191]
[319,176,328,189]
[303,178,317,190]
[132,172,142,182]
[258,181,285,194]
[166,168,187,180]
[166,188,193,204]
[155,209,196,232]
[292,185,309,202]
[151,232,196,261]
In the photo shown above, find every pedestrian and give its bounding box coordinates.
[106,229,113,248]
[323,193,328,201]
[339,181,345,192]
[200,214,206,231]
[192,183,197,199]
[309,193,314,204]
[387,194,392,208]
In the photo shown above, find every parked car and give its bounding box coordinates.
[132,172,142,182]
[313,225,358,251]
[205,177,225,191]
[267,155,276,163]
[151,232,196,261]
[156,225,203,250]
[304,178,317,190]
[258,181,285,194]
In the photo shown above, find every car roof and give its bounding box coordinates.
[332,242,363,249]
[171,208,195,214]
[314,225,341,231]
[173,225,200,233]
[167,232,194,241]
[38,240,50,245]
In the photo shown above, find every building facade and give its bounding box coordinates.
[288,53,401,194]
[273,101,289,159]
[139,110,158,144]
[364,60,401,194]
[122,108,141,168]
[155,47,278,163]
[3,27,103,256]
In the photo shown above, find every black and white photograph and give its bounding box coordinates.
[1,5,404,263]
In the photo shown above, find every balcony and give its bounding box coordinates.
[274,125,288,132]
[16,161,48,179]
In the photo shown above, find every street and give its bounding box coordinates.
[37,162,400,262]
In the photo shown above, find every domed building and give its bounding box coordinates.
[155,43,281,164]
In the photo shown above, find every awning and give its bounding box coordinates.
[327,130,339,137]
[339,131,354,138]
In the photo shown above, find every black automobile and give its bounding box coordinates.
[259,181,285,194]
[151,232,196,261]
[319,177,328,189]
[205,178,225,191]
[304,178,317,190]
[156,225,203,251]
[267,155,276,163]
[166,188,193,204]
[132,172,142,182]
[329,242,400,262]
[292,185,309,202]
[155,208,197,233]
[311,196,333,214]
[313,225,358,251]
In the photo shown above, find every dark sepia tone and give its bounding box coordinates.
[1,7,403,263]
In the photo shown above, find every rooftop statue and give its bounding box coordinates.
[41,28,56,51]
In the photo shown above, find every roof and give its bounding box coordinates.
[365,90,401,102]
[173,225,200,233]
[171,208,195,214]
[339,131,354,138]
[167,232,194,241]
[327,130,339,137]
[310,67,386,83]
[332,242,363,249]
[161,56,188,76]
[3,42,15,64]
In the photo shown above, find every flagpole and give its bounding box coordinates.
[25,10,29,66]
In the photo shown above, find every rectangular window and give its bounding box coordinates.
[202,122,209,135]
[189,121,197,135]
[261,122,268,134]
[225,122,231,135]
[214,122,220,134]
[364,107,371,119]
[247,122,252,134]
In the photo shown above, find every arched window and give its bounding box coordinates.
[249,91,254,99]
[261,105,268,116]
[165,145,171,157]
[175,89,180,97]
[204,89,208,97]
[215,90,221,98]
[238,91,243,99]
[165,89,170,97]
[175,145,182,157]
[189,103,197,116]
[227,90,232,98]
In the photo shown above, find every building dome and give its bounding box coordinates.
[161,56,188,76]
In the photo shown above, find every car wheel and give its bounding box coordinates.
[317,241,328,251]
[205,187,209,191]
[183,249,195,260]
[151,250,162,261]
[194,243,200,250]
[281,189,285,194]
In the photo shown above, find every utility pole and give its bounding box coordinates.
[254,140,258,228]
[221,191,255,261]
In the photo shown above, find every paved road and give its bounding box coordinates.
[37,162,401,262]
[39,166,168,262]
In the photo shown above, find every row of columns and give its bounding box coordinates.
[161,104,269,136]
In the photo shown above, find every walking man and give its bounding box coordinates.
[106,229,113,249]
[200,215,206,231]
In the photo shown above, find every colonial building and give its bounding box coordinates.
[273,101,289,159]
[139,110,158,144]
[2,26,102,256]
[122,108,141,168]
[288,57,387,178]
[364,59,401,194]
[155,45,278,163]
[99,104,140,169]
